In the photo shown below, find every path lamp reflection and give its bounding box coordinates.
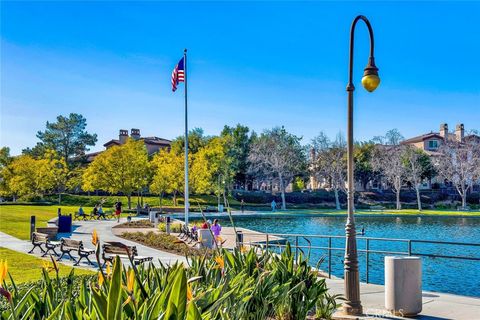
[343,15,380,316]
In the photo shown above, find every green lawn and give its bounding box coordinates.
[42,193,240,208]
[0,247,93,284]
[268,208,480,216]
[0,205,93,240]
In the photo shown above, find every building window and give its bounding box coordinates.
[428,140,438,149]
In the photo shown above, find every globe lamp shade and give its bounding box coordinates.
[362,57,380,92]
[361,74,380,92]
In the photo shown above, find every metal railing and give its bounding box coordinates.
[227,231,480,283]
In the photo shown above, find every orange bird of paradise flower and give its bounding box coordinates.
[123,269,136,305]
[214,256,225,270]
[98,271,104,286]
[91,229,99,246]
[0,260,8,285]
[187,284,193,301]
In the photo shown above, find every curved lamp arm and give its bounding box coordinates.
[347,15,379,91]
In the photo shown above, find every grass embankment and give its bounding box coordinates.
[42,193,243,208]
[0,205,93,240]
[271,208,480,216]
[358,209,480,216]
[0,247,93,284]
[0,205,138,239]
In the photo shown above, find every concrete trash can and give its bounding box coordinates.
[236,230,244,248]
[198,229,214,249]
[385,256,422,316]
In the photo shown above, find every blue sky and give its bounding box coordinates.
[1,1,479,155]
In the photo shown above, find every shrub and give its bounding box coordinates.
[113,219,154,229]
[158,221,183,233]
[233,190,340,205]
[1,245,339,319]
[467,192,480,205]
[120,231,207,257]
[0,273,95,313]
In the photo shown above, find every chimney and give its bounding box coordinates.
[439,123,448,141]
[310,148,316,162]
[455,123,464,142]
[131,128,141,140]
[119,129,129,144]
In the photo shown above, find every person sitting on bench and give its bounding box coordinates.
[78,206,85,218]
[97,205,106,219]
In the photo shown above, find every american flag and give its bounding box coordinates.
[171,57,185,92]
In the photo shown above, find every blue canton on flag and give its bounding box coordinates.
[171,57,185,92]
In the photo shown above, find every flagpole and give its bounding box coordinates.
[183,48,189,227]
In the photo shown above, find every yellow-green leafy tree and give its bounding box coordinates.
[150,149,186,208]
[2,150,67,200]
[191,136,234,208]
[43,149,68,204]
[83,139,149,208]
[0,147,13,199]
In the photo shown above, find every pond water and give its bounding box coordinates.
[195,215,480,297]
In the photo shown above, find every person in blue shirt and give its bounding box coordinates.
[271,200,277,212]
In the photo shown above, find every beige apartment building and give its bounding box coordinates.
[83,129,171,162]
[401,123,478,154]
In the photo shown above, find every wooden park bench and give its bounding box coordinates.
[74,210,113,221]
[179,224,199,244]
[103,210,115,219]
[102,242,153,266]
[28,232,60,257]
[73,211,90,221]
[58,238,96,266]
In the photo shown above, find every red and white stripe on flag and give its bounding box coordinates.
[171,57,185,92]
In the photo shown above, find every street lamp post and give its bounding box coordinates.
[343,15,380,316]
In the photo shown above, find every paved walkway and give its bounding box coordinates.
[327,279,480,320]
[0,217,187,270]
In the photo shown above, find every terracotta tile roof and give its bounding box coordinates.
[401,133,443,144]
[84,151,103,162]
[141,137,172,145]
[103,139,121,147]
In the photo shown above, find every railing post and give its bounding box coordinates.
[366,238,370,284]
[295,236,299,261]
[408,240,412,256]
[266,234,269,251]
[328,237,332,279]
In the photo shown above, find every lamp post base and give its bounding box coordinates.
[342,303,363,316]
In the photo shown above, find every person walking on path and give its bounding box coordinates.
[240,199,245,213]
[271,199,277,212]
[211,219,222,247]
[114,199,122,223]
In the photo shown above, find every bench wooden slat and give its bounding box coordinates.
[102,243,152,266]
